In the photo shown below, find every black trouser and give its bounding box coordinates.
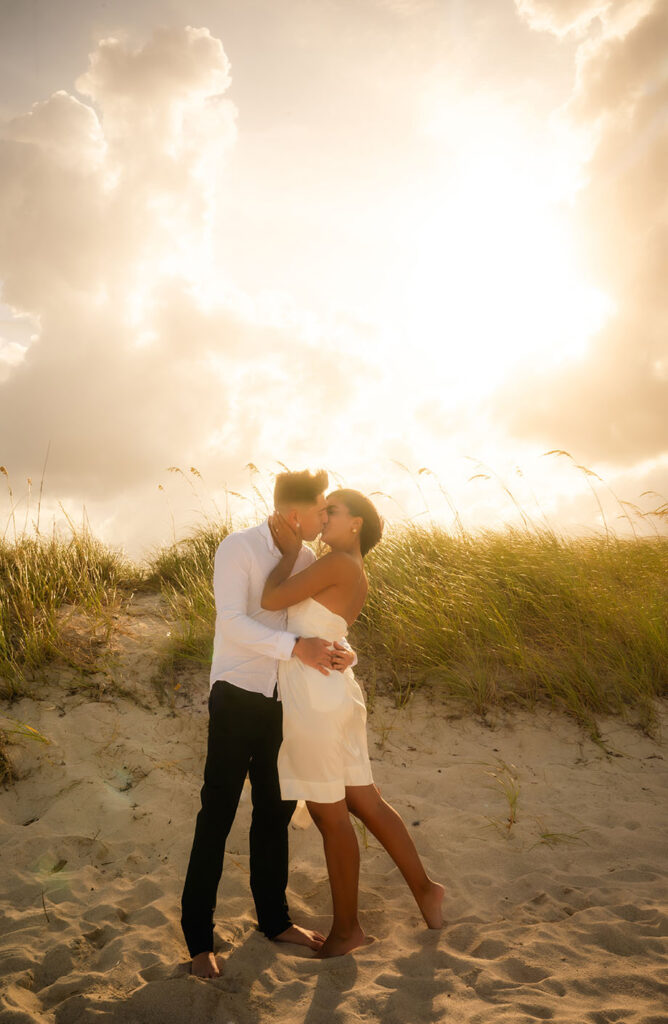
[180,679,297,958]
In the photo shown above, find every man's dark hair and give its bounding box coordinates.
[274,469,329,507]
[326,488,383,557]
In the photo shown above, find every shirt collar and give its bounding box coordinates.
[258,516,306,558]
[258,517,281,555]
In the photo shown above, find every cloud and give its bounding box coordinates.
[514,0,611,36]
[0,26,371,505]
[493,0,668,465]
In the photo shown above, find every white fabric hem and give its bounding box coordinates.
[343,765,374,787]
[279,777,345,803]
[280,770,374,804]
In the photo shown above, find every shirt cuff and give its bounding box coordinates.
[277,631,299,661]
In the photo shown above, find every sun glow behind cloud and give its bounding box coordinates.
[118,81,612,404]
[380,88,615,396]
[0,6,665,553]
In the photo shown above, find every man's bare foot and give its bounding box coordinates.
[190,951,220,978]
[273,924,326,950]
[315,922,371,959]
[417,880,445,929]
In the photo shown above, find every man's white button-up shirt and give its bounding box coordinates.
[209,519,355,697]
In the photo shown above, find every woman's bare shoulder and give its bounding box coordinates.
[318,550,364,577]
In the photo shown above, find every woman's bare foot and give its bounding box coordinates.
[417,880,445,929]
[190,951,221,978]
[273,924,326,950]
[315,922,370,958]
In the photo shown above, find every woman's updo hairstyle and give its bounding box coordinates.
[327,489,383,557]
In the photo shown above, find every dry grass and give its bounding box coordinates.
[1,459,666,743]
[145,522,231,677]
[0,528,141,699]
[355,523,667,739]
[0,731,14,786]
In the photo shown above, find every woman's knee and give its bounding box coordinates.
[306,799,350,832]
[345,784,384,821]
[345,796,364,820]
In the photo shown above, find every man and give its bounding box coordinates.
[180,468,357,978]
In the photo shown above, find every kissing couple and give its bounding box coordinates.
[180,469,444,976]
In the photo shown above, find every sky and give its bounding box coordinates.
[0,0,666,555]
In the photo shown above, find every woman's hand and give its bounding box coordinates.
[269,511,302,558]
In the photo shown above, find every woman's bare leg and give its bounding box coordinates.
[306,798,367,957]
[345,784,444,928]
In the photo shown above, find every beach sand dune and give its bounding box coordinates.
[1,604,666,1023]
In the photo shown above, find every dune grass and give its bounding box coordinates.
[0,528,140,700]
[1,509,666,749]
[0,731,13,785]
[356,523,667,738]
[147,519,667,740]
[145,522,230,678]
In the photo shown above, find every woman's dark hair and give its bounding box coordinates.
[327,488,383,557]
[274,468,329,507]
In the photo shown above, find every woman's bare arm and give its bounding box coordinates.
[262,549,357,610]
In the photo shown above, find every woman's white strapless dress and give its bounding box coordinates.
[277,597,374,803]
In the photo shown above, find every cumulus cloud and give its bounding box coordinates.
[494,0,668,465]
[0,26,370,510]
[2,14,663,549]
[515,0,611,35]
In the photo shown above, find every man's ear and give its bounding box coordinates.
[285,508,299,529]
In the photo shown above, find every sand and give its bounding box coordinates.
[1,595,667,1023]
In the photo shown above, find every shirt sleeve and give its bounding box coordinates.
[213,536,297,661]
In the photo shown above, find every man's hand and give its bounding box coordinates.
[293,637,332,676]
[269,511,302,557]
[330,641,355,672]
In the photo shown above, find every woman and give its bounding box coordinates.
[261,488,444,958]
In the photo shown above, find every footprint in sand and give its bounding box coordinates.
[470,938,508,960]
[125,903,168,928]
[33,943,75,990]
[586,1011,636,1023]
[82,923,120,950]
[501,957,551,983]
[578,921,663,958]
[95,936,125,971]
[443,922,479,953]
[516,1002,555,1019]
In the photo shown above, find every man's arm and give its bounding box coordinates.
[214,535,333,674]
[332,638,357,670]
[214,536,298,661]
